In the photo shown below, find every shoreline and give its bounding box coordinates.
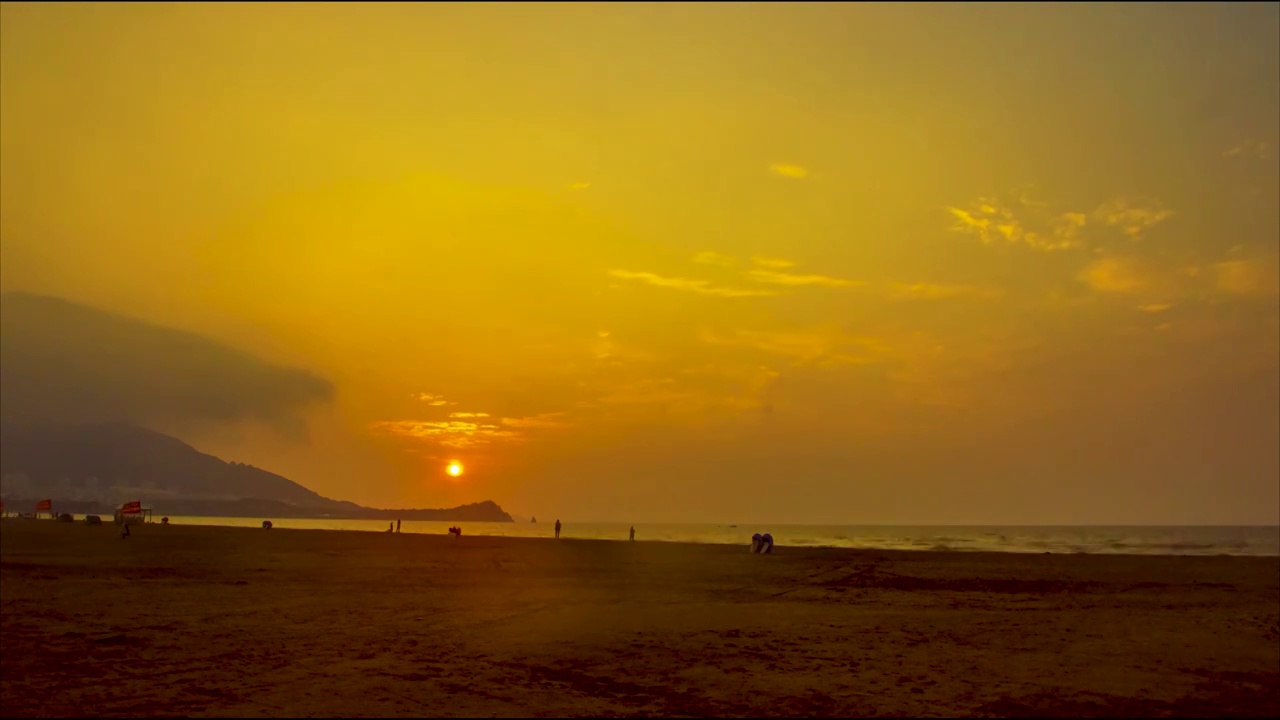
[5,515,1274,558]
[5,520,1280,569]
[151,521,1280,560]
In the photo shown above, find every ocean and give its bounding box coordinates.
[160,517,1280,556]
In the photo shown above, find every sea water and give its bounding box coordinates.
[160,517,1280,556]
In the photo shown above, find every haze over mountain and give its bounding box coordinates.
[0,291,332,440]
[0,421,513,522]
[0,292,511,521]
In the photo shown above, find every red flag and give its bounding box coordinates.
[121,501,142,515]
[36,499,52,512]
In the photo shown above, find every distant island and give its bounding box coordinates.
[0,421,514,522]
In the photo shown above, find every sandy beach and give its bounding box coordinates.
[2,521,1277,718]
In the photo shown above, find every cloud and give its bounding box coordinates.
[697,255,991,300]
[1050,212,1089,248]
[499,412,572,430]
[769,163,808,179]
[692,251,736,266]
[607,269,778,298]
[946,199,1081,251]
[0,292,332,439]
[1076,256,1194,300]
[1077,257,1151,294]
[948,192,1174,250]
[946,206,995,242]
[1092,198,1173,239]
[1223,139,1270,160]
[369,419,520,449]
[414,393,451,407]
[751,256,795,269]
[1212,259,1280,297]
[946,201,1033,246]
[744,269,861,288]
[1079,255,1276,303]
[371,409,571,448]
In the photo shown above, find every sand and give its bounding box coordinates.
[1,521,1277,718]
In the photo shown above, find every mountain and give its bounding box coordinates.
[0,422,512,522]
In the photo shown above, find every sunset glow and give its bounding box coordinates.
[0,2,1275,526]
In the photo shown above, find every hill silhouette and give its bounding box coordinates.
[0,421,513,522]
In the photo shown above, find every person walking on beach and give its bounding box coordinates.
[554,519,562,539]
[629,526,635,542]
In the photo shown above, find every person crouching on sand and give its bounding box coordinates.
[750,533,774,554]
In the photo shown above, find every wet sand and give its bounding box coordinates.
[2,520,1277,718]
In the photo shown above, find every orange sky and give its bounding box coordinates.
[2,2,1277,524]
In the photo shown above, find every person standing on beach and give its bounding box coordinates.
[629,526,635,542]
[554,519,562,539]
[396,519,401,534]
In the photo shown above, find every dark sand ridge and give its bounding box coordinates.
[2,521,1277,718]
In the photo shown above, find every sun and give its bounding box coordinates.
[446,462,464,478]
